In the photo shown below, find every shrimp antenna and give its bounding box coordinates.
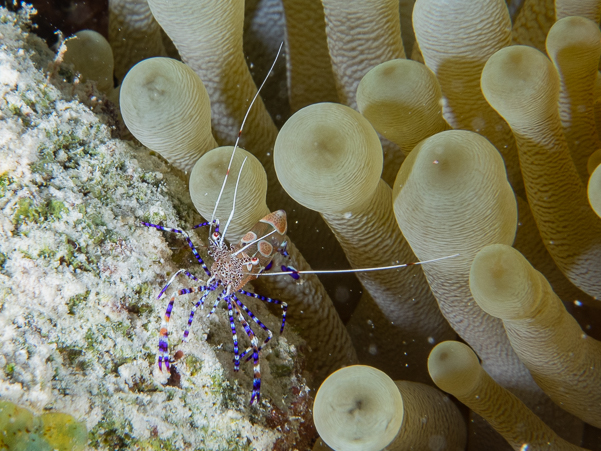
[210,42,285,234]
[254,254,461,276]
[220,157,248,244]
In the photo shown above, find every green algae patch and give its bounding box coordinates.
[0,173,14,197]
[67,290,90,315]
[0,401,86,451]
[0,401,41,450]
[12,197,67,228]
[39,412,88,451]
[4,363,15,377]
[136,437,179,451]
[185,354,203,376]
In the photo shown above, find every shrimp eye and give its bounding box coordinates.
[212,232,220,241]
[251,257,260,265]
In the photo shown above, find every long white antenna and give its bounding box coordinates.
[210,42,285,232]
[220,156,248,244]
[253,254,461,276]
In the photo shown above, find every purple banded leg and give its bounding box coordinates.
[158,294,175,371]
[156,285,208,371]
[191,220,210,229]
[232,294,273,360]
[231,302,261,404]
[250,360,261,404]
[231,298,260,355]
[158,325,169,372]
[224,295,240,371]
[207,289,226,318]
[157,269,199,300]
[141,222,212,277]
[182,289,214,341]
[238,289,288,334]
[193,219,219,234]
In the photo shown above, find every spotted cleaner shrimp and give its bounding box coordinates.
[142,208,289,405]
[142,44,292,405]
[142,44,458,405]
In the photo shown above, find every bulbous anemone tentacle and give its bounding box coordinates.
[145,0,278,177]
[281,0,339,111]
[481,44,601,299]
[274,102,454,382]
[393,129,582,445]
[555,0,601,22]
[189,147,267,243]
[313,365,466,451]
[546,16,601,183]
[413,0,523,195]
[356,58,449,155]
[512,196,594,308]
[470,244,601,428]
[428,341,588,451]
[63,30,114,94]
[120,57,217,173]
[320,0,406,184]
[320,0,405,110]
[590,164,601,218]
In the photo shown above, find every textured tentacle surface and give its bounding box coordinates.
[429,341,587,451]
[482,44,601,299]
[413,0,523,195]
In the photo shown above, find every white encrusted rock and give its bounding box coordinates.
[0,6,311,450]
